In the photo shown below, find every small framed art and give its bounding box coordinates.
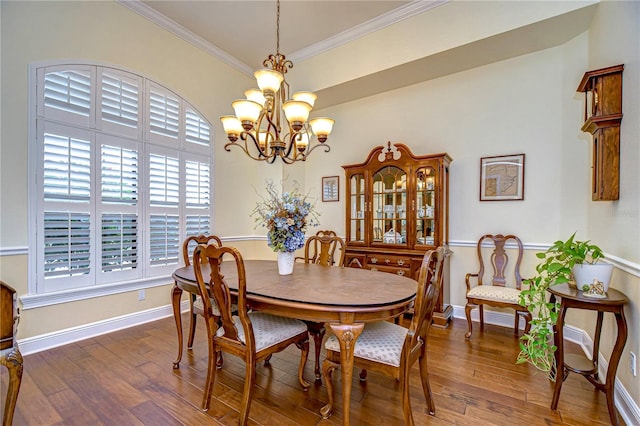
[322,176,339,202]
[480,154,525,201]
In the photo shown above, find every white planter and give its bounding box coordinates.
[277,251,295,275]
[572,263,614,291]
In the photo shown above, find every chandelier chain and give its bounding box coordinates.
[276,0,280,55]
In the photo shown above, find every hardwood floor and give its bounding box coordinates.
[1,315,620,425]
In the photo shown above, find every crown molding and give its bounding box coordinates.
[116,0,448,76]
[116,0,254,76]
[289,0,448,63]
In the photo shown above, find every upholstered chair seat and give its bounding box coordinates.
[325,321,408,367]
[466,285,522,304]
[217,312,308,352]
[193,296,238,318]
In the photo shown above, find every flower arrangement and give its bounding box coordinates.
[252,179,319,253]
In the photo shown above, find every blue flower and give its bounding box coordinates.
[252,179,319,253]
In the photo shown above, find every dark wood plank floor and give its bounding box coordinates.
[1,315,619,425]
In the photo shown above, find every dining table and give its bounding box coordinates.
[171,259,417,425]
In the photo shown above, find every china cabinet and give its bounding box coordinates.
[342,142,453,326]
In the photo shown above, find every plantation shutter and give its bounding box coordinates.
[185,215,210,236]
[149,214,180,266]
[149,154,180,205]
[101,144,138,204]
[101,213,138,272]
[101,71,139,128]
[43,132,91,201]
[149,87,179,140]
[43,212,91,278]
[185,109,210,146]
[43,69,91,118]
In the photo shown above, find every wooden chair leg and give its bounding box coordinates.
[295,339,311,389]
[418,349,435,415]
[359,368,367,381]
[479,305,485,329]
[400,363,414,426]
[305,321,326,380]
[320,359,338,419]
[239,354,256,426]
[464,303,475,339]
[187,294,197,349]
[201,343,217,411]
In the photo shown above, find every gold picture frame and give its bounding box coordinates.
[480,154,525,201]
[322,176,339,202]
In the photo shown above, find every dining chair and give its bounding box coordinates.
[464,234,532,339]
[296,232,346,380]
[192,244,310,421]
[321,246,445,424]
[181,235,223,351]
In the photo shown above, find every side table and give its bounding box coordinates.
[548,283,628,426]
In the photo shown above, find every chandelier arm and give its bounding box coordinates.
[304,142,331,156]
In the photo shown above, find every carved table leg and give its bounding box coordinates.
[172,283,184,369]
[605,310,627,426]
[551,303,568,409]
[323,322,364,426]
[1,346,23,426]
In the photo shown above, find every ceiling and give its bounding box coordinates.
[122,0,599,109]
[140,0,414,72]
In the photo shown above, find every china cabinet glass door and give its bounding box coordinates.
[372,166,407,245]
[415,166,436,246]
[349,173,366,243]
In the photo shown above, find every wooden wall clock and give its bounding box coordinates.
[577,64,623,201]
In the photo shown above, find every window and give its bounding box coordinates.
[30,63,213,298]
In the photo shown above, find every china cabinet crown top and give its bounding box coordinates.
[342,142,452,170]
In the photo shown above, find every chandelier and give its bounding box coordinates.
[220,0,335,164]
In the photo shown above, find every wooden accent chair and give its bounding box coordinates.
[192,245,310,421]
[464,234,532,339]
[296,232,346,380]
[321,247,445,424]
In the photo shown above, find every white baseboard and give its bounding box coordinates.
[452,305,640,426]
[17,300,190,355]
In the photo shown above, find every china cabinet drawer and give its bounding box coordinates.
[366,264,412,278]
[366,254,411,268]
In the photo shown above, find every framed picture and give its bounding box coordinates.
[322,176,339,202]
[480,154,525,201]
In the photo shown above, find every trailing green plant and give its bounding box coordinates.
[516,233,605,375]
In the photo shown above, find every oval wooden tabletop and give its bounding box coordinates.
[173,260,417,308]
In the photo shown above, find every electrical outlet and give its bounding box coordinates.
[138,289,146,301]
[631,352,637,377]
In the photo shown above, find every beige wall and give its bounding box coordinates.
[1,0,638,409]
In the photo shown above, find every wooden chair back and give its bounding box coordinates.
[193,245,247,344]
[475,234,523,289]
[302,234,345,267]
[410,247,445,344]
[182,235,222,266]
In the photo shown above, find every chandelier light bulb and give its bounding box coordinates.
[309,117,335,142]
[232,99,262,130]
[282,100,312,131]
[245,89,266,107]
[255,69,284,96]
[220,115,243,141]
[292,91,317,108]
